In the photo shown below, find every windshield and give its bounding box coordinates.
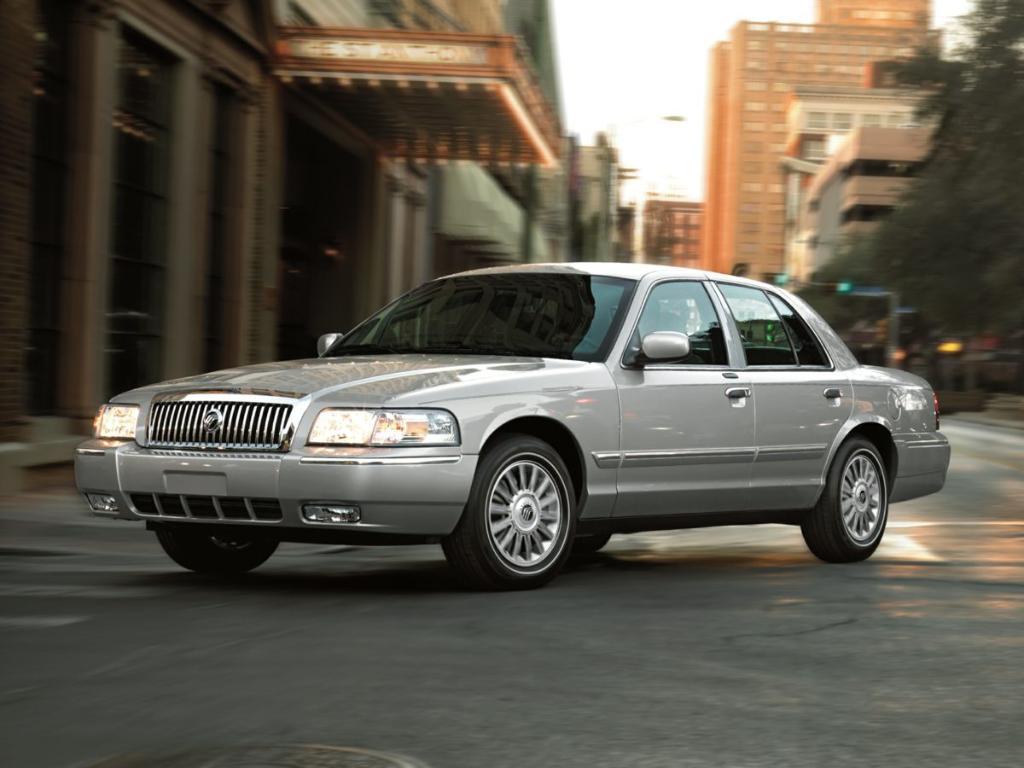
[328,273,635,362]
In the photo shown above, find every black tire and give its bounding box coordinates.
[442,434,576,590]
[801,436,889,563]
[154,526,278,574]
[571,531,612,555]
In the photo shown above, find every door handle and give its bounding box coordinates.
[725,387,751,400]
[823,387,843,399]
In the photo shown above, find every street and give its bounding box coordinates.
[1,419,1021,768]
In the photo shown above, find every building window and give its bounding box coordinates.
[27,0,72,414]
[808,111,828,129]
[804,139,826,161]
[862,113,882,127]
[842,204,894,224]
[204,84,235,372]
[107,29,175,397]
[833,112,853,130]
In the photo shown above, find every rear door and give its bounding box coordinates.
[612,279,756,517]
[714,283,851,510]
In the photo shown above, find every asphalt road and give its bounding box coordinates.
[1,418,1021,768]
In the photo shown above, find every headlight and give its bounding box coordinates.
[94,404,139,440]
[308,409,460,447]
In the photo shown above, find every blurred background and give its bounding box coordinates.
[0,0,1020,490]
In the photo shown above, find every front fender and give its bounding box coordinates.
[447,386,620,520]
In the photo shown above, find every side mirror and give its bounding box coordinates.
[639,331,691,363]
[317,332,342,357]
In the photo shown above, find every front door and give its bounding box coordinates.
[612,280,755,517]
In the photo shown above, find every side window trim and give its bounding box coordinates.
[712,280,836,371]
[767,292,833,369]
[618,278,735,370]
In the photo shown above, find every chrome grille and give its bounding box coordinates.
[148,400,293,450]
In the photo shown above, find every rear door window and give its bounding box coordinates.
[717,283,797,367]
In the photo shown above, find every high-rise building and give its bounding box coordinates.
[641,198,704,268]
[816,0,930,28]
[703,0,935,280]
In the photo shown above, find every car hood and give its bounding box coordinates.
[117,355,588,403]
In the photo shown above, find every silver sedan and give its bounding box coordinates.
[75,263,950,589]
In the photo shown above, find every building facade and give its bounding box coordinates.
[0,0,562,490]
[568,133,620,261]
[782,82,924,281]
[802,125,930,276]
[702,0,935,281]
[641,198,704,268]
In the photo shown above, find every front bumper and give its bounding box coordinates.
[74,440,477,537]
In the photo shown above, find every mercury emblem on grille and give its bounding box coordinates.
[202,407,224,434]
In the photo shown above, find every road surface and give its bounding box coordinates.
[1,418,1021,767]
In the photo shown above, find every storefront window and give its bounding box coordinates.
[28,0,72,414]
[204,84,233,372]
[106,29,174,396]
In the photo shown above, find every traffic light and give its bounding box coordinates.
[836,281,853,294]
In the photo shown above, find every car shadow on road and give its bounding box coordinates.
[123,544,829,597]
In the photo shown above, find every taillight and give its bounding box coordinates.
[933,391,940,431]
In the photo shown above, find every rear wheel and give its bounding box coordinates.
[801,436,888,563]
[442,434,575,590]
[155,526,278,574]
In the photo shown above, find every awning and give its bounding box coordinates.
[274,26,561,167]
[437,161,550,262]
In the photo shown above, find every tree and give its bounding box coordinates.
[825,0,1024,336]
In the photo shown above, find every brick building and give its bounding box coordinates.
[702,0,935,280]
[641,198,704,268]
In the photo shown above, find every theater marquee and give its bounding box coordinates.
[275,27,560,167]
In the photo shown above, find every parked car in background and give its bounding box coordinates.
[76,263,950,589]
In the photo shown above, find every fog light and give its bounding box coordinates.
[302,504,361,525]
[86,493,119,513]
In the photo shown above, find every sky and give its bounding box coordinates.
[550,0,975,203]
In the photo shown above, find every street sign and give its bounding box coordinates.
[849,286,889,296]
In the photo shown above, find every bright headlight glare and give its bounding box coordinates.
[308,409,459,446]
[308,410,377,445]
[94,404,139,440]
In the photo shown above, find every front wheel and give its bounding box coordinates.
[155,526,278,574]
[442,434,576,590]
[572,531,612,555]
[801,437,889,563]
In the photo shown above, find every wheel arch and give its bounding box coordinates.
[480,416,587,510]
[838,421,898,488]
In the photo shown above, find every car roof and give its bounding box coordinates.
[445,261,774,289]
